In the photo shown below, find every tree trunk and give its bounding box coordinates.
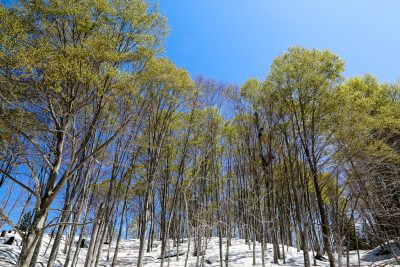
[18,212,47,267]
[112,184,130,267]
[137,187,152,267]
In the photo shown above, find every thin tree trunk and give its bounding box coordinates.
[112,183,130,267]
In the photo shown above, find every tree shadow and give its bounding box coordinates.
[0,246,19,264]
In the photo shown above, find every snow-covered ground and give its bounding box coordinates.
[0,233,399,266]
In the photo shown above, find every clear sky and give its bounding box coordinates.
[158,0,400,85]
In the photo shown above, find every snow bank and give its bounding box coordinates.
[0,235,398,266]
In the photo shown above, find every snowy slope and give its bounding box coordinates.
[0,234,399,266]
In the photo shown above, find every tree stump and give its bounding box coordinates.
[79,238,88,248]
[50,230,55,239]
[4,236,15,245]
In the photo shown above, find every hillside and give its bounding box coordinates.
[0,234,398,267]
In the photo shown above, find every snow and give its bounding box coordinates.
[0,233,399,266]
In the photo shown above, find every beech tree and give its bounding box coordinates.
[0,0,166,266]
[0,1,399,265]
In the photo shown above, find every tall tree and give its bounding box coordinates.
[0,1,167,266]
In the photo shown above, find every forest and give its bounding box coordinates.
[0,1,399,267]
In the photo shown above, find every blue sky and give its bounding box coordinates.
[158,0,400,85]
